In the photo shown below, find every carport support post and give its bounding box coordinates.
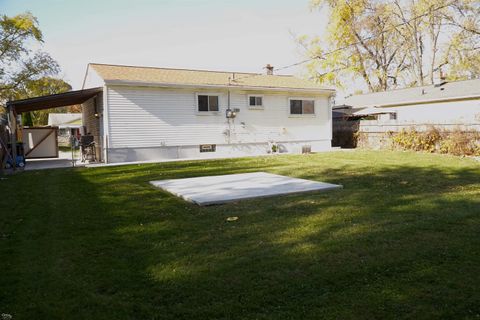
[6,104,17,170]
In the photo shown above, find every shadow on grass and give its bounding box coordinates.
[1,155,479,319]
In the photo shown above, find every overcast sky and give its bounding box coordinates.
[1,0,346,96]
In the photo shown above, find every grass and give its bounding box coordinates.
[58,145,74,152]
[0,150,479,319]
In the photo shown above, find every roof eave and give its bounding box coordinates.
[103,80,335,95]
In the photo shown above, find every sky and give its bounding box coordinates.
[1,0,343,95]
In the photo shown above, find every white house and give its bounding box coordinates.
[47,113,82,146]
[340,77,480,126]
[331,77,480,149]
[81,63,335,163]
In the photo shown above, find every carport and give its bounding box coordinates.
[4,87,102,170]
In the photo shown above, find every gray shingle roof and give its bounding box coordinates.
[344,78,480,108]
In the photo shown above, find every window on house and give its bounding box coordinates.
[198,95,219,112]
[290,99,315,115]
[249,96,263,107]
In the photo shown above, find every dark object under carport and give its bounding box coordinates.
[80,135,96,162]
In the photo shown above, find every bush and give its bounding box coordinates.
[439,129,480,156]
[391,127,441,153]
[391,126,480,156]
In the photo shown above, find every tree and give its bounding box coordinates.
[440,0,480,80]
[0,12,67,115]
[22,110,33,126]
[390,0,480,85]
[301,0,480,92]
[14,77,72,126]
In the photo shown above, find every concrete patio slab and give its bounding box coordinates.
[24,151,83,171]
[150,172,342,205]
[24,158,84,170]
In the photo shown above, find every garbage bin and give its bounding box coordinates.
[5,142,26,168]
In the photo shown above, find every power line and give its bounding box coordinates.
[232,0,456,83]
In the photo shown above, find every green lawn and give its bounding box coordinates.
[1,151,479,319]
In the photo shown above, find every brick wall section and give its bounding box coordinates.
[81,93,103,161]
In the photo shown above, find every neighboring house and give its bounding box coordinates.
[341,77,480,125]
[333,77,480,148]
[47,113,82,146]
[81,63,335,163]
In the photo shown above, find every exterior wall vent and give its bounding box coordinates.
[302,145,312,154]
[200,144,216,153]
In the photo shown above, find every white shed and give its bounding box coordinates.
[81,63,335,163]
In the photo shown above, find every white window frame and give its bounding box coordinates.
[247,94,264,110]
[288,97,316,117]
[195,93,221,115]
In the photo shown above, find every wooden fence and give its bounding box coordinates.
[0,122,9,174]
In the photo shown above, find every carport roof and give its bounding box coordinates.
[7,87,102,113]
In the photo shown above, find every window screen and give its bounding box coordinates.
[303,100,315,114]
[208,96,219,111]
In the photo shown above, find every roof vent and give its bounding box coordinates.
[265,64,274,75]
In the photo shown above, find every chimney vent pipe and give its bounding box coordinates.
[265,64,274,75]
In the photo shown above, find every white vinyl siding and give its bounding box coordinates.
[377,99,480,124]
[229,92,330,142]
[106,86,331,149]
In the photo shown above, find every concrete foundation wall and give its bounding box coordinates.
[107,140,331,163]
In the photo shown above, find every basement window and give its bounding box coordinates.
[200,144,216,153]
[289,99,315,115]
[198,95,219,112]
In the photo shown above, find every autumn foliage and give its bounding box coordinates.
[390,127,480,156]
